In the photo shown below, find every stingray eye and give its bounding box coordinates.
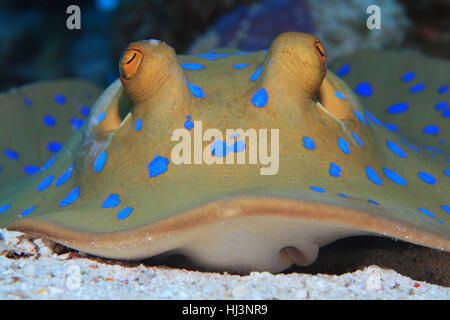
[314,41,326,66]
[119,49,143,80]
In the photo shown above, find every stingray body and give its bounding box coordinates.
[0,33,448,273]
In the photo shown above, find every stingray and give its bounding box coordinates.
[0,33,448,273]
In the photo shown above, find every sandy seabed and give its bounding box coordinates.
[0,228,448,300]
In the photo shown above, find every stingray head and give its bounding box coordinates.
[0,32,448,273]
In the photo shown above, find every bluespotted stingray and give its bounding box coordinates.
[0,33,448,273]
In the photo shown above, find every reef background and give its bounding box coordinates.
[0,0,448,91]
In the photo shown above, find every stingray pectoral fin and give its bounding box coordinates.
[8,196,448,273]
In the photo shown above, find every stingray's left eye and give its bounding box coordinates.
[314,41,326,66]
[119,49,143,80]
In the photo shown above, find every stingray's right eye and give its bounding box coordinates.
[119,49,143,80]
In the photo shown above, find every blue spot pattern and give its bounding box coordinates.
[41,156,57,171]
[184,115,194,131]
[443,109,450,118]
[352,132,363,147]
[24,165,40,175]
[368,200,380,206]
[441,205,450,214]
[409,83,425,94]
[0,204,11,214]
[24,98,32,107]
[338,193,348,198]
[102,194,121,208]
[400,139,420,153]
[335,91,346,100]
[365,110,381,126]
[383,167,407,186]
[43,115,56,127]
[59,186,80,207]
[116,207,133,220]
[233,63,249,69]
[386,140,407,158]
[54,94,66,105]
[4,150,19,160]
[383,123,399,132]
[355,82,373,97]
[20,206,36,217]
[337,64,350,78]
[251,88,268,108]
[96,112,106,124]
[366,166,383,186]
[353,110,367,126]
[418,207,435,218]
[417,172,436,185]
[329,163,341,178]
[249,65,262,81]
[147,153,169,178]
[70,118,85,131]
[187,81,205,98]
[94,150,107,173]
[211,139,246,157]
[180,63,205,70]
[435,102,447,111]
[37,175,54,192]
[310,186,326,193]
[338,137,350,155]
[387,102,409,114]
[135,118,142,132]
[80,106,91,117]
[438,85,448,94]
[302,136,315,150]
[47,142,62,153]
[423,125,439,135]
[402,72,415,83]
[55,164,74,187]
[445,169,450,176]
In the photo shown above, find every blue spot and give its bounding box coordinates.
[20,206,36,217]
[55,164,74,187]
[383,167,407,186]
[417,172,436,185]
[338,137,350,155]
[251,88,268,108]
[184,115,194,131]
[445,169,450,176]
[302,137,315,150]
[47,142,62,153]
[435,102,448,111]
[355,82,373,97]
[43,115,56,127]
[441,205,450,214]
[387,102,409,114]
[337,64,350,78]
[196,53,228,59]
[400,139,420,153]
[353,110,366,126]
[418,207,435,218]
[37,175,54,192]
[386,140,407,158]
[338,193,348,198]
[59,186,80,208]
[41,156,56,171]
[368,200,380,206]
[96,112,106,124]
[187,81,205,98]
[409,83,425,93]
[335,91,346,100]
[310,186,326,193]
[383,123,399,132]
[402,72,415,83]
[352,132,363,147]
[423,145,444,154]
[80,106,91,117]
[423,125,439,135]
[94,150,107,173]
[233,63,249,69]
[365,110,381,126]
[116,207,133,220]
[24,165,40,175]
[0,204,11,214]
[70,118,85,131]
[147,153,169,178]
[54,94,66,105]
[438,85,448,94]
[442,109,450,118]
[249,65,262,81]
[24,98,32,107]
[180,63,205,70]
[329,163,341,178]
[102,194,121,208]
[439,139,445,145]
[366,166,383,186]
[4,149,19,160]
[135,118,142,132]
